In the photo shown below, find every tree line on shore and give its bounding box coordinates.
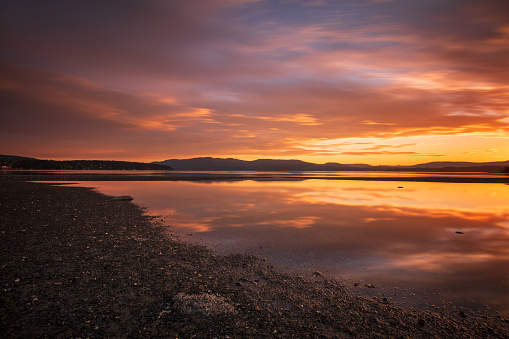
[0,158,173,170]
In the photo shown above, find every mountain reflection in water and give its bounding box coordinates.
[83,179,509,316]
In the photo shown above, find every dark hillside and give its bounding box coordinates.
[0,156,172,170]
[155,157,356,171]
[155,157,509,172]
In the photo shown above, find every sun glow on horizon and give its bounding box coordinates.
[1,0,508,163]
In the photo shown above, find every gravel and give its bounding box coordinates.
[1,178,508,338]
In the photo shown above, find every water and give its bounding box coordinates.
[41,172,509,316]
[9,169,509,181]
[27,171,509,316]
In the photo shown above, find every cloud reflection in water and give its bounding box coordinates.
[88,179,509,315]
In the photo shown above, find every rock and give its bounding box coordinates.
[236,278,253,287]
[173,292,236,316]
[455,231,464,234]
[112,196,134,201]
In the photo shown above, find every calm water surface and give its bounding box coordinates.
[12,169,509,181]
[75,178,509,316]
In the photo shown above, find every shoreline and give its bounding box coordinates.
[3,172,509,184]
[1,178,508,338]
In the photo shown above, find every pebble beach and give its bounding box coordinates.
[1,178,508,338]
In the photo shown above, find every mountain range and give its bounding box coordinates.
[3,154,508,172]
[154,157,509,172]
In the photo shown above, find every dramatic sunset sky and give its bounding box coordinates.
[1,0,508,165]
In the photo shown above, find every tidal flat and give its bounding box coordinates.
[1,178,508,338]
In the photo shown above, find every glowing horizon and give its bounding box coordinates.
[1,0,508,165]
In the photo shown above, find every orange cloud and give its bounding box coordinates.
[1,0,508,163]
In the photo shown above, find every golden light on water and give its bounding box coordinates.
[81,177,509,315]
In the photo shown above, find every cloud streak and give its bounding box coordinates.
[1,0,508,164]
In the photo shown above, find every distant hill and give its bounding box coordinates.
[410,161,509,168]
[0,154,173,170]
[155,157,357,171]
[154,157,509,172]
[4,154,506,172]
[408,161,509,173]
[0,154,37,162]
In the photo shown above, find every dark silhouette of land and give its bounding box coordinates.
[0,155,172,170]
[2,154,509,172]
[154,157,509,172]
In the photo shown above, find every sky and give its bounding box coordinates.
[1,0,508,165]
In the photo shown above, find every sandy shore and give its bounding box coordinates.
[1,178,508,338]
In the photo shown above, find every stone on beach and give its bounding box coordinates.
[173,293,236,316]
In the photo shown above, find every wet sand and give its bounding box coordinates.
[1,178,508,338]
